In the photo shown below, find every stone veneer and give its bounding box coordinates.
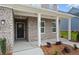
[0,6,14,54]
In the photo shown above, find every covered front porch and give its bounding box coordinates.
[0,5,77,53]
[13,14,72,46]
[10,5,75,46]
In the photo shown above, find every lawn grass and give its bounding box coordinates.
[71,32,78,41]
[60,31,78,41]
[60,31,68,39]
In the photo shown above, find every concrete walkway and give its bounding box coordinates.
[13,47,44,55]
[62,39,79,48]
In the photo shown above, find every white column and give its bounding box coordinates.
[56,16,60,42]
[37,13,41,46]
[68,18,71,40]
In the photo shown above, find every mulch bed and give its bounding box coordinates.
[41,43,79,55]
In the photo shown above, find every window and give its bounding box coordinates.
[41,4,57,10]
[41,20,45,33]
[41,4,49,9]
[52,19,56,32]
[31,4,41,8]
[48,4,53,10]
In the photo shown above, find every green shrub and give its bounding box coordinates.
[76,32,79,41]
[60,31,68,39]
[0,38,3,50]
[46,42,51,48]
[60,31,78,41]
[62,47,70,53]
[0,38,2,46]
[73,44,78,50]
[1,38,6,55]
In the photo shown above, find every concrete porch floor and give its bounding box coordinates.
[13,39,43,55]
[13,38,59,52]
[13,38,79,55]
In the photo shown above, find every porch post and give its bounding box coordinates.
[56,16,60,42]
[68,18,71,40]
[37,13,41,46]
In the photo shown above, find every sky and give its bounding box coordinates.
[58,4,79,12]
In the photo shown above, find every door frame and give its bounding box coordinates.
[16,22,25,40]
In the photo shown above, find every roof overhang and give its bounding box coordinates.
[0,4,78,19]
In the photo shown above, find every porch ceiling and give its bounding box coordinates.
[0,4,78,19]
[14,10,56,19]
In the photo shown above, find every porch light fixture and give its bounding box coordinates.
[1,20,5,25]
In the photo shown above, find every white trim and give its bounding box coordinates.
[56,16,60,42]
[68,18,71,40]
[37,13,41,46]
[16,22,25,40]
[27,19,31,42]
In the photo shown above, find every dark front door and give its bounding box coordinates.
[16,22,25,39]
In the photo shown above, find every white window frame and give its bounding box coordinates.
[51,19,56,33]
[41,20,45,34]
